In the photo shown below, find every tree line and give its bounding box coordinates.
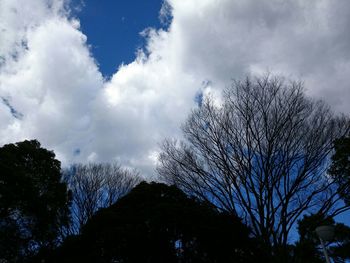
[0,140,141,262]
[0,75,349,262]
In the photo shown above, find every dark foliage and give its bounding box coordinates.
[328,136,350,206]
[62,163,141,234]
[293,214,350,263]
[51,182,263,263]
[0,140,71,262]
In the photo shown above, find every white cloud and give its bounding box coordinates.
[1,0,350,176]
[0,0,103,164]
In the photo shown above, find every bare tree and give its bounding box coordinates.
[157,75,350,256]
[102,164,142,207]
[63,163,141,234]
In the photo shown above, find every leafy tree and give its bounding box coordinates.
[294,214,350,263]
[52,182,263,263]
[62,163,141,234]
[0,140,71,262]
[293,214,331,263]
[157,75,350,260]
[328,136,350,206]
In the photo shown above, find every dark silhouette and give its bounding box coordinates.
[62,163,141,234]
[52,182,263,263]
[328,136,350,206]
[294,214,350,263]
[157,75,350,261]
[0,140,71,262]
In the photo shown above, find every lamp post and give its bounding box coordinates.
[315,225,334,263]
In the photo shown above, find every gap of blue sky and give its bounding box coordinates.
[71,0,165,77]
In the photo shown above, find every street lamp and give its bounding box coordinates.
[315,225,334,263]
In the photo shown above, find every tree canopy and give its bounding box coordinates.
[328,136,350,206]
[52,182,263,263]
[0,140,71,262]
[62,163,141,234]
[294,213,350,263]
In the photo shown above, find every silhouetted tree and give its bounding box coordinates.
[52,182,263,263]
[293,214,331,263]
[328,136,350,206]
[294,214,350,263]
[0,140,70,262]
[63,163,141,234]
[157,75,350,260]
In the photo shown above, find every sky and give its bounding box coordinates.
[69,0,165,77]
[1,0,350,180]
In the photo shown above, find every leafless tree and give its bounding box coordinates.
[63,163,141,234]
[157,75,350,255]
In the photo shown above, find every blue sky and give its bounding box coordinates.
[71,0,165,77]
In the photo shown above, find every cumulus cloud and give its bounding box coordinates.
[0,0,102,164]
[1,0,350,176]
